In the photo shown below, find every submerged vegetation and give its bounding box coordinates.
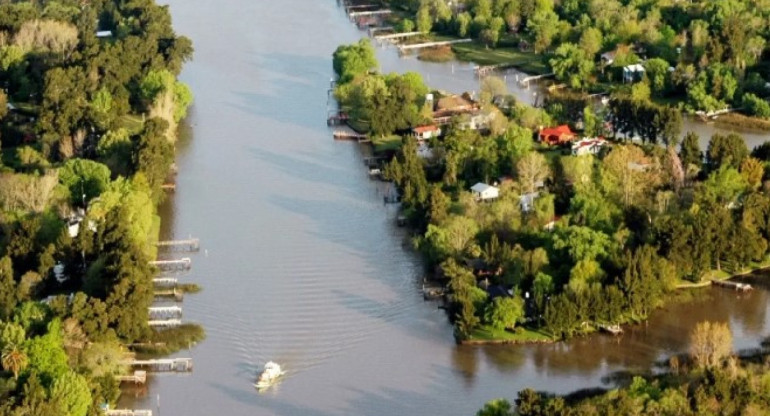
[0,0,198,414]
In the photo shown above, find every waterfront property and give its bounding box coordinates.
[412,125,441,140]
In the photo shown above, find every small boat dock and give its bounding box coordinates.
[105,410,152,416]
[332,130,369,142]
[116,370,147,384]
[712,280,753,292]
[148,306,183,319]
[155,238,200,252]
[128,358,193,372]
[149,258,192,271]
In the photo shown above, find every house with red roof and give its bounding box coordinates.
[538,125,576,146]
[412,125,441,140]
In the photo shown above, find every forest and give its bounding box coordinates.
[0,0,195,414]
[383,0,770,119]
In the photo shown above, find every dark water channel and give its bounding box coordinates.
[122,1,770,414]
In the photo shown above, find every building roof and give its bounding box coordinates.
[539,125,574,137]
[624,63,645,72]
[413,125,439,134]
[471,182,497,193]
[572,137,607,150]
[96,30,113,38]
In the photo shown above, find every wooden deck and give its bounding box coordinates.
[156,238,200,252]
[148,319,182,328]
[116,370,147,384]
[128,358,193,372]
[148,306,182,319]
[333,130,369,142]
[398,39,471,52]
[149,258,191,271]
[105,410,152,416]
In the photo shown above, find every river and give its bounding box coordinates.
[124,1,770,415]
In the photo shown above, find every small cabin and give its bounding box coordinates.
[96,30,113,38]
[520,191,539,213]
[538,125,575,146]
[471,182,499,201]
[623,64,645,83]
[412,125,441,140]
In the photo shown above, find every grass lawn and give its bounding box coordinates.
[451,42,549,75]
[372,134,402,153]
[118,114,146,134]
[469,324,555,343]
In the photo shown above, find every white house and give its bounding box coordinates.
[412,125,441,140]
[623,64,645,83]
[471,183,499,201]
[520,192,539,213]
[96,30,113,38]
[571,138,607,156]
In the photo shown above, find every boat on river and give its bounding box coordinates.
[255,361,284,389]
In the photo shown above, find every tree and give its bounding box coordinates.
[601,144,659,206]
[1,344,28,380]
[740,157,764,190]
[517,152,550,193]
[50,371,91,416]
[553,225,612,263]
[742,93,770,119]
[477,399,514,416]
[528,10,559,53]
[59,158,112,207]
[680,132,702,170]
[549,43,594,90]
[0,257,17,321]
[480,76,507,104]
[579,27,602,58]
[643,58,670,96]
[416,4,432,33]
[25,319,69,387]
[484,295,524,330]
[690,321,732,369]
[707,133,748,171]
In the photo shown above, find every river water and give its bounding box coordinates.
[124,1,770,415]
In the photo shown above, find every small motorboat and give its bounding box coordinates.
[255,361,284,389]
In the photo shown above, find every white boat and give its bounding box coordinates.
[254,361,284,389]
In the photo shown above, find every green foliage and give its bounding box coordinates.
[742,93,770,119]
[707,133,748,171]
[484,295,524,330]
[50,371,90,416]
[58,159,111,206]
[24,319,69,387]
[173,81,193,122]
[549,43,594,90]
[332,39,377,84]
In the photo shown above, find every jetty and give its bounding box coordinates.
[333,130,369,142]
[149,258,191,271]
[154,288,183,301]
[161,183,176,191]
[349,9,391,18]
[398,39,471,53]
[148,319,182,329]
[518,73,554,86]
[105,410,152,416]
[153,277,178,286]
[368,26,394,36]
[116,370,147,384]
[712,280,753,292]
[127,358,193,372]
[422,284,445,300]
[374,31,424,43]
[148,306,182,319]
[155,238,200,252]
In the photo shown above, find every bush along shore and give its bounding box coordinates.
[351,0,770,128]
[332,38,770,346]
[0,1,203,414]
[476,322,770,415]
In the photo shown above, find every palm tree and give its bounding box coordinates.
[2,345,28,380]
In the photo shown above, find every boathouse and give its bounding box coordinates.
[471,183,499,201]
[538,125,575,146]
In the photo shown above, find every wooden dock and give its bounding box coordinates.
[116,370,147,384]
[148,319,182,329]
[518,73,555,86]
[161,183,176,191]
[153,277,178,287]
[105,410,152,416]
[375,31,424,43]
[333,130,369,142]
[712,280,753,292]
[368,26,394,36]
[128,358,192,372]
[154,288,183,301]
[148,306,182,319]
[156,238,200,251]
[149,258,191,271]
[349,9,391,18]
[398,39,471,52]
